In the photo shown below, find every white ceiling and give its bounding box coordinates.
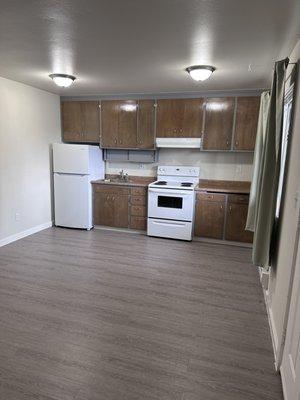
[0,0,299,96]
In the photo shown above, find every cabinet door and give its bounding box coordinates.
[101,101,119,148]
[93,192,115,226]
[117,100,137,148]
[194,195,225,239]
[137,100,155,149]
[181,98,204,137]
[225,200,253,243]
[233,97,260,150]
[61,101,83,142]
[130,216,147,230]
[203,97,234,150]
[82,101,100,143]
[156,99,203,138]
[113,194,129,228]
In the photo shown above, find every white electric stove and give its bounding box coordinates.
[147,166,200,241]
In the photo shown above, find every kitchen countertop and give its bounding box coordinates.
[92,176,251,193]
[92,175,155,187]
[196,179,251,194]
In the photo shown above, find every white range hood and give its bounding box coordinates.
[156,137,201,148]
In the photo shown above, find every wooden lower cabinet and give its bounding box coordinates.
[93,184,147,230]
[130,216,147,230]
[194,193,225,239]
[93,185,129,228]
[225,195,253,243]
[194,191,252,243]
[93,185,252,241]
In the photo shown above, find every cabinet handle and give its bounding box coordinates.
[235,140,239,146]
[229,205,232,212]
[220,205,223,210]
[226,140,229,146]
[119,140,122,144]
[114,139,117,144]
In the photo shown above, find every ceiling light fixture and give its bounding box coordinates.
[49,73,76,88]
[185,65,215,81]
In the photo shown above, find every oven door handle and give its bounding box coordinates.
[148,188,192,196]
[152,220,188,227]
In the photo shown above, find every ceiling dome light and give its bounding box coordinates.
[185,65,215,81]
[49,73,76,88]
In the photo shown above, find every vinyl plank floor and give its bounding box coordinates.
[0,228,282,400]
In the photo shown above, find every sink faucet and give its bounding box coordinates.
[119,170,129,182]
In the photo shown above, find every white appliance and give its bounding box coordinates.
[147,165,200,240]
[53,143,104,229]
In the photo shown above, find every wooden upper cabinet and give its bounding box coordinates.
[100,101,119,147]
[118,100,138,148]
[225,195,253,243]
[61,101,100,143]
[137,100,155,149]
[101,100,138,149]
[194,193,226,239]
[233,97,260,151]
[156,99,203,138]
[61,101,83,142]
[202,97,235,150]
[81,101,100,143]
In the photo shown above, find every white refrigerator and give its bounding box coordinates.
[53,143,104,230]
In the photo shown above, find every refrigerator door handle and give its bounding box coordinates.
[55,172,87,177]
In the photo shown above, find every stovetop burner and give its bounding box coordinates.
[181,182,193,187]
[154,181,167,185]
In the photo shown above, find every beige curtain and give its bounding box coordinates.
[247,58,289,267]
[246,91,270,231]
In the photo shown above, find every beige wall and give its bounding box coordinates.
[106,149,253,181]
[0,76,61,245]
[265,39,300,364]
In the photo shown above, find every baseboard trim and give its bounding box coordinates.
[193,236,252,248]
[261,281,280,370]
[0,221,53,247]
[94,225,146,235]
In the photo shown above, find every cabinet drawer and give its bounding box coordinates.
[130,216,147,230]
[93,184,130,195]
[131,205,146,217]
[197,192,226,203]
[130,196,146,206]
[228,194,249,204]
[131,187,147,196]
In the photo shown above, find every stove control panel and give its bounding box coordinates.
[157,166,200,177]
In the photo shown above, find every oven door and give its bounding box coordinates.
[148,188,194,221]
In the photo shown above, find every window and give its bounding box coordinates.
[157,195,183,209]
[275,85,294,219]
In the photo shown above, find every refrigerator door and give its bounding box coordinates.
[54,173,92,229]
[53,143,90,175]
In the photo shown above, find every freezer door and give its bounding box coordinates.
[53,143,90,174]
[54,173,92,229]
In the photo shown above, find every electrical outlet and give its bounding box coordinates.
[15,212,20,222]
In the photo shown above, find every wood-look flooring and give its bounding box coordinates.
[0,228,282,400]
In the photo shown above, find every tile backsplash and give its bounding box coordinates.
[106,148,254,181]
